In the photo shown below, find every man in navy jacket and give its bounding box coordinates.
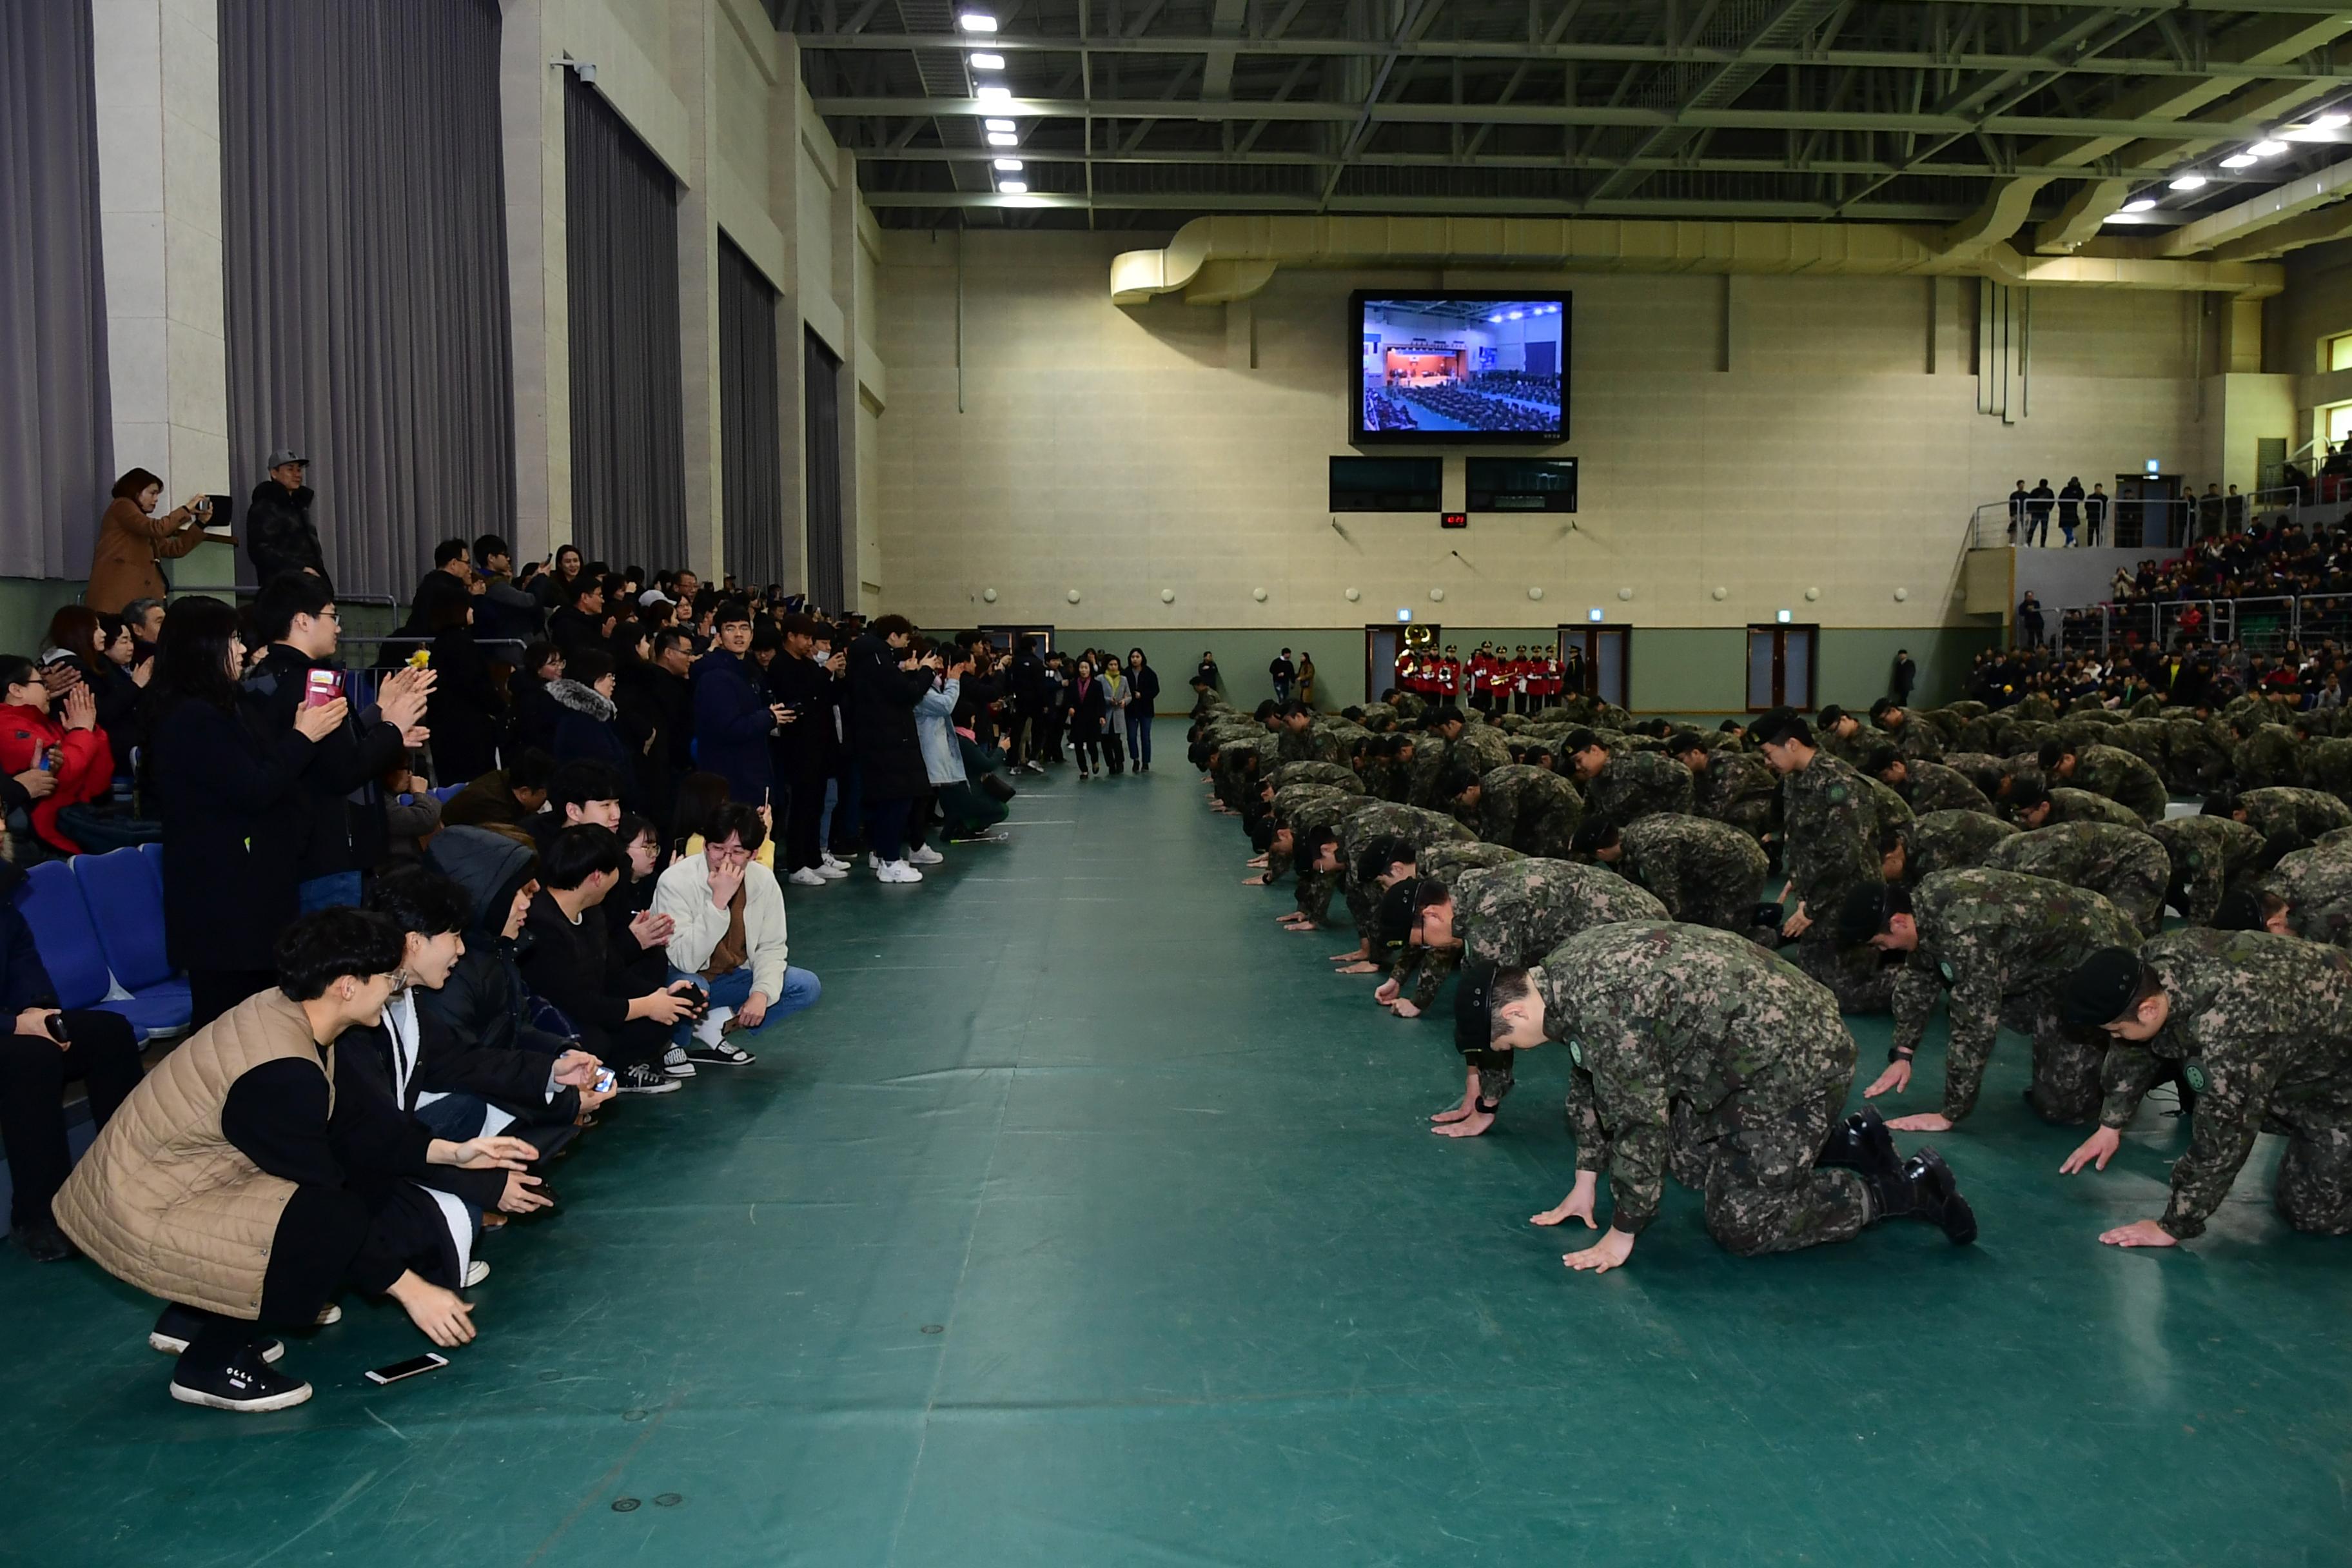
[692,603,789,807]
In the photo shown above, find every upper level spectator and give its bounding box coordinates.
[246,450,325,585]
[86,467,211,613]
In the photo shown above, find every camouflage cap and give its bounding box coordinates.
[2061,947,2143,1026]
[1455,963,1498,1055]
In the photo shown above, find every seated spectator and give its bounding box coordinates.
[0,859,143,1262]
[652,801,819,1066]
[0,654,109,855]
[518,825,698,1093]
[381,761,444,863]
[43,604,140,757]
[674,770,775,868]
[530,758,623,852]
[54,908,538,1413]
[440,747,554,830]
[603,811,674,995]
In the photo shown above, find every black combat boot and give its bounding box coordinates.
[1867,1147,1978,1245]
[1816,1105,1899,1176]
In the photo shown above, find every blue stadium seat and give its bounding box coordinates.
[139,841,164,889]
[20,861,142,1039]
[71,848,190,1038]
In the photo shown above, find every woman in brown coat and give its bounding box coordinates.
[86,467,212,614]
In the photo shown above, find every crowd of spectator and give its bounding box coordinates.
[1,460,1164,1413]
[1396,382,1558,433]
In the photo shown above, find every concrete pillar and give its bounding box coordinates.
[91,0,236,591]
[674,0,724,578]
[500,0,567,562]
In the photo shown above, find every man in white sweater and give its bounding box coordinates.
[652,801,822,1067]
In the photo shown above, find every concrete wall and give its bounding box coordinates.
[870,231,2240,646]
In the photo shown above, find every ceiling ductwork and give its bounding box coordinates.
[1108,215,2285,307]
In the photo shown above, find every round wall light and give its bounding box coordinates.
[1616,587,1634,601]
[1893,587,1910,603]
[981,588,997,603]
[1711,586,1728,602]
[1804,587,1821,602]
[1429,587,1446,603]
[1345,587,1361,602]
[1527,586,1545,602]
[1253,587,1268,602]
[1160,587,1175,603]
[1066,589,1081,604]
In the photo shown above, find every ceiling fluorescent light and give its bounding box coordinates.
[975,85,1012,103]
[957,12,997,30]
[2168,174,2207,191]
[984,118,1015,132]
[2249,140,2289,157]
[997,180,1028,194]
[969,52,1004,69]
[2220,153,2258,168]
[2119,197,2157,213]
[993,157,1023,171]
[987,131,1018,146]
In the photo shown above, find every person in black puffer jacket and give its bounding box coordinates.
[847,614,938,883]
[246,451,326,586]
[420,827,579,1066]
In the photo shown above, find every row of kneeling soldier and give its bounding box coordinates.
[1189,681,2352,1273]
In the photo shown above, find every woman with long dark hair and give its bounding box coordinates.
[143,596,347,1027]
[1124,649,1161,772]
[1068,656,1110,779]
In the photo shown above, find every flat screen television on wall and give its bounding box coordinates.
[1351,291,1570,446]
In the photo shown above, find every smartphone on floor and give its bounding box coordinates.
[364,1353,449,1386]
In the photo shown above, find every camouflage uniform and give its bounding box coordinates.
[2304,736,2352,810]
[1897,760,1992,817]
[2263,845,2352,948]
[2098,928,2352,1239]
[1861,774,1914,830]
[2039,786,2147,832]
[1581,749,1696,834]
[1892,870,2142,1124]
[1781,752,1893,1014]
[1373,841,1523,1000]
[1616,814,1771,936]
[1338,803,1475,950]
[1898,810,2019,883]
[1939,752,2014,802]
[1405,735,1454,808]
[1876,713,1945,763]
[1267,760,1360,793]
[2161,716,2230,794]
[1536,922,1870,1257]
[2237,787,2352,863]
[1983,822,2170,936]
[1692,747,1779,843]
[2231,723,2304,791]
[1449,726,1514,776]
[1284,790,1373,920]
[2148,815,2268,926]
[1275,723,1320,764]
[1475,763,1584,858]
[2063,743,2170,824]
[1264,784,1366,884]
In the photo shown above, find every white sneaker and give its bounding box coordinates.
[906,845,944,866]
[813,862,848,879]
[868,852,882,870]
[788,867,827,887]
[821,852,850,871]
[463,1260,491,1288]
[877,859,924,883]
[693,1006,734,1046]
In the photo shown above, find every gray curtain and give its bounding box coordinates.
[0,0,112,579]
[803,329,845,611]
[718,234,785,590]
[565,78,686,575]
[219,0,514,598]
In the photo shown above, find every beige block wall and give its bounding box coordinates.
[872,230,2221,634]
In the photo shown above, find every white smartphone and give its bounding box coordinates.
[364,1352,449,1386]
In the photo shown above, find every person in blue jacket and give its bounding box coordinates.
[0,859,143,1261]
[691,602,789,808]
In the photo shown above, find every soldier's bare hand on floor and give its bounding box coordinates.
[1389,999,1421,1017]
[1563,1228,1636,1273]
[2061,1125,2122,1174]
[1374,977,1400,1004]
[1335,961,1380,975]
[1329,946,1369,961]
[1531,1173,1598,1228]
[1885,1112,1951,1132]
[1431,1109,1493,1138]
[1431,1088,1476,1124]
[2099,1218,2178,1249]
[1863,1059,1911,1098]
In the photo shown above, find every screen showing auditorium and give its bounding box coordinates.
[1353,293,1569,446]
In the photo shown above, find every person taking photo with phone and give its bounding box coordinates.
[86,467,213,614]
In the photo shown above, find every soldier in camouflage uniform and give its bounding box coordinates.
[1479,923,1976,1269]
[1275,794,1372,926]
[1449,723,1514,776]
[1330,802,1476,963]
[1983,821,2170,936]
[1886,809,2019,884]
[1267,760,1360,794]
[1576,812,1772,940]
[1564,728,1694,833]
[1860,744,1993,817]
[1840,870,2141,1128]
[1389,854,1657,1018]
[2006,775,2147,832]
[1814,705,1871,767]
[2258,844,2352,948]
[1754,709,1893,1014]
[2160,712,2230,795]
[1937,751,2014,802]
[1258,784,1366,886]
[2228,718,2304,792]
[1867,700,1945,762]
[2148,814,2269,926]
[2222,785,2352,865]
[2061,931,2352,1248]
[1668,730,1779,845]
[1444,762,1583,858]
[2038,740,2170,824]
[1371,839,1525,1017]
[2304,735,2352,809]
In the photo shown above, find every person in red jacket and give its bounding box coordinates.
[0,656,110,854]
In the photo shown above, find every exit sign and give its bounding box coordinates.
[1441,512,1467,529]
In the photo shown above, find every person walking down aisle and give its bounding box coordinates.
[1070,658,1110,779]
[1126,649,1160,772]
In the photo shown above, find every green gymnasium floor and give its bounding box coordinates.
[3,725,2349,1565]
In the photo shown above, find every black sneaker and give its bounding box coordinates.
[10,1220,77,1262]
[170,1342,313,1413]
[149,1304,285,1364]
[616,1063,683,1095]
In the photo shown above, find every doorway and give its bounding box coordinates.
[1747,624,1819,710]
[2112,473,2183,549]
[979,624,1055,656]
[1555,624,1631,709]
[1365,622,1438,703]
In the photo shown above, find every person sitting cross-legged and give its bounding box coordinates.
[652,801,819,1066]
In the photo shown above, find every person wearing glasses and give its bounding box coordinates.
[652,800,820,1066]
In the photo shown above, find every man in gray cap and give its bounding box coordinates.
[247,448,325,584]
